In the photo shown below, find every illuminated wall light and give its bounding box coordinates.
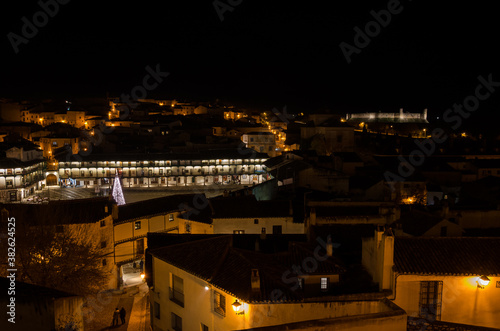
[232,300,244,315]
[477,275,490,289]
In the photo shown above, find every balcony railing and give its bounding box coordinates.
[58,171,266,178]
[213,305,225,317]
[169,287,184,308]
[58,160,267,168]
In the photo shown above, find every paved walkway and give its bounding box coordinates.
[23,184,244,203]
[126,284,150,331]
[82,283,149,331]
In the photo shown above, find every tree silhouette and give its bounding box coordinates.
[1,204,109,296]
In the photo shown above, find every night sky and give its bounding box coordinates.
[1,1,499,116]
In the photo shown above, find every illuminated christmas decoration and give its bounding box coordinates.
[112,173,126,205]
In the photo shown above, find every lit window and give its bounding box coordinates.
[298,278,304,289]
[135,221,141,230]
[320,277,328,291]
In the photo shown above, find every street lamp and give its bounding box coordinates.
[477,275,490,289]
[232,300,244,315]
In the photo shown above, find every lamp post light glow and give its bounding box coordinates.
[140,273,145,280]
[477,275,490,289]
[232,300,244,315]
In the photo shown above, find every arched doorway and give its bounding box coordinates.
[46,174,58,186]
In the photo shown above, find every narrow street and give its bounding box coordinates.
[82,283,150,331]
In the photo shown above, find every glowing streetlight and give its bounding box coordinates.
[477,275,490,289]
[232,300,244,315]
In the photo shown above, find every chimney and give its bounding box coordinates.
[310,207,316,226]
[251,269,260,292]
[380,228,394,291]
[422,108,428,120]
[362,227,394,291]
[399,108,404,120]
[326,236,333,257]
[376,225,384,245]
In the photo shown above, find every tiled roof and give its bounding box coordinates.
[266,160,311,181]
[0,140,40,152]
[0,277,78,299]
[209,196,293,219]
[245,131,274,135]
[349,175,382,190]
[55,148,269,162]
[314,206,380,217]
[0,121,41,127]
[0,198,111,225]
[333,152,363,163]
[395,209,446,236]
[263,155,286,168]
[0,157,44,168]
[115,194,204,223]
[149,235,344,303]
[178,200,213,224]
[464,228,500,237]
[473,159,500,169]
[373,156,427,182]
[394,237,500,276]
[417,157,460,172]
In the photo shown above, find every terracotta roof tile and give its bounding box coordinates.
[1,198,111,225]
[210,196,293,219]
[149,235,345,303]
[394,237,500,276]
[115,194,203,223]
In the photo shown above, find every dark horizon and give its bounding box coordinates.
[1,1,499,115]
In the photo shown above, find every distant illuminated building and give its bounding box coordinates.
[55,149,270,188]
[346,108,429,137]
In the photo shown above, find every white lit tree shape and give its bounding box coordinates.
[112,173,126,205]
